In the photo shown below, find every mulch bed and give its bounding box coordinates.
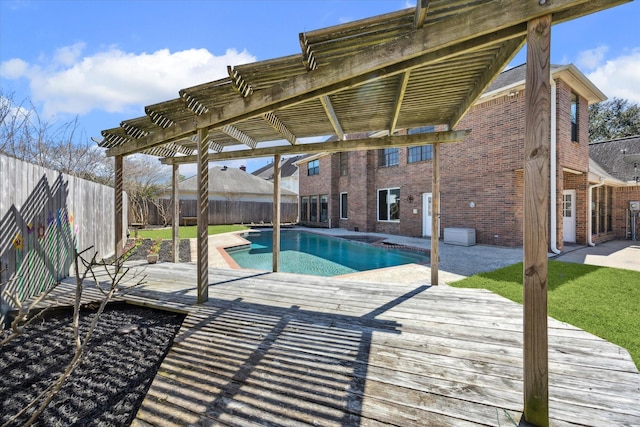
[0,303,185,426]
[123,238,192,263]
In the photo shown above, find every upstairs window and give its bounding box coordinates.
[339,152,348,176]
[571,92,579,142]
[378,148,398,167]
[307,159,319,176]
[407,126,434,163]
[408,145,433,163]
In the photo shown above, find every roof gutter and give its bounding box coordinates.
[550,79,561,254]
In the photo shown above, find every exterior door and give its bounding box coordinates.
[422,193,439,237]
[422,193,432,237]
[563,190,576,243]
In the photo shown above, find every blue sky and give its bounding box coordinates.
[2,0,639,177]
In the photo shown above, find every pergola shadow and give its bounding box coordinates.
[134,285,428,426]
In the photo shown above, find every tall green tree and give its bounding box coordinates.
[589,97,640,142]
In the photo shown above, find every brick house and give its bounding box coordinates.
[589,136,640,243]
[297,63,614,248]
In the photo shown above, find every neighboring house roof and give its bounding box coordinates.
[589,135,640,184]
[252,155,306,181]
[177,166,297,196]
[483,63,607,105]
[589,158,626,186]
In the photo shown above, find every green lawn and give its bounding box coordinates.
[449,260,640,370]
[134,224,248,240]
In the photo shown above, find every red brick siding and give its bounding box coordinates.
[563,172,589,245]
[297,76,597,247]
[556,80,589,172]
[612,186,640,240]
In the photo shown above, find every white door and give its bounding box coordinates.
[423,193,432,237]
[422,193,440,237]
[563,190,576,243]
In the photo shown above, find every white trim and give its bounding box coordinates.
[377,187,400,222]
[339,192,348,219]
[550,78,560,254]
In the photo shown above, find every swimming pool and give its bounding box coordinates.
[226,230,429,276]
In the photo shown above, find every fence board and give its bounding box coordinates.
[0,154,125,326]
[143,199,298,226]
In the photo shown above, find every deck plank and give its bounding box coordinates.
[42,263,640,426]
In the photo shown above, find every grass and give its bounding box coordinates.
[135,224,248,240]
[449,260,640,370]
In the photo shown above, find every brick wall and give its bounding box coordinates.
[563,172,589,245]
[612,186,640,240]
[298,154,333,227]
[297,76,598,247]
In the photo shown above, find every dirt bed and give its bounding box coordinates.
[0,303,184,426]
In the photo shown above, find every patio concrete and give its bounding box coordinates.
[553,240,640,272]
[199,228,639,284]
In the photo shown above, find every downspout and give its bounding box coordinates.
[549,79,561,254]
[587,179,605,246]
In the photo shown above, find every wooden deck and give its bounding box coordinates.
[47,262,639,426]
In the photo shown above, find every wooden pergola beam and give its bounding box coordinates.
[196,128,209,304]
[414,0,429,29]
[320,95,345,140]
[389,72,410,134]
[262,112,297,145]
[272,155,281,272]
[114,155,124,258]
[160,130,469,165]
[171,164,179,263]
[449,36,527,130]
[107,0,601,157]
[220,125,257,149]
[431,142,440,286]
[523,13,551,427]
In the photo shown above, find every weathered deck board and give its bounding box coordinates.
[42,263,640,426]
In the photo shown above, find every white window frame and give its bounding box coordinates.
[340,192,348,219]
[377,187,400,222]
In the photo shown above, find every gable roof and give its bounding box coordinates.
[178,166,297,196]
[589,135,640,184]
[252,155,307,180]
[482,63,606,104]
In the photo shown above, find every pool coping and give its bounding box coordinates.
[213,229,432,278]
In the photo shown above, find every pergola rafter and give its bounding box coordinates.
[98,2,631,425]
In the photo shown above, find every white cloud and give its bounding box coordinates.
[0,44,256,117]
[576,45,608,70]
[53,42,85,66]
[0,58,29,79]
[585,48,640,103]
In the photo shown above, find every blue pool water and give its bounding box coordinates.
[227,230,429,277]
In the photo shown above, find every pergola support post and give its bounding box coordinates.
[272,154,281,272]
[197,128,209,303]
[523,14,551,427]
[171,163,179,263]
[431,142,440,285]
[114,155,124,259]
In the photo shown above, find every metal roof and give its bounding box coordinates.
[98,0,628,162]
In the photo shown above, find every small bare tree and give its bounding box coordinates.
[0,90,110,183]
[0,247,146,427]
[123,155,171,226]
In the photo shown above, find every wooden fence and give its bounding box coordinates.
[143,199,298,226]
[0,154,126,327]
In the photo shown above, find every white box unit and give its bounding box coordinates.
[444,227,476,246]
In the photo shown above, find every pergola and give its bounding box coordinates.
[97,1,628,425]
